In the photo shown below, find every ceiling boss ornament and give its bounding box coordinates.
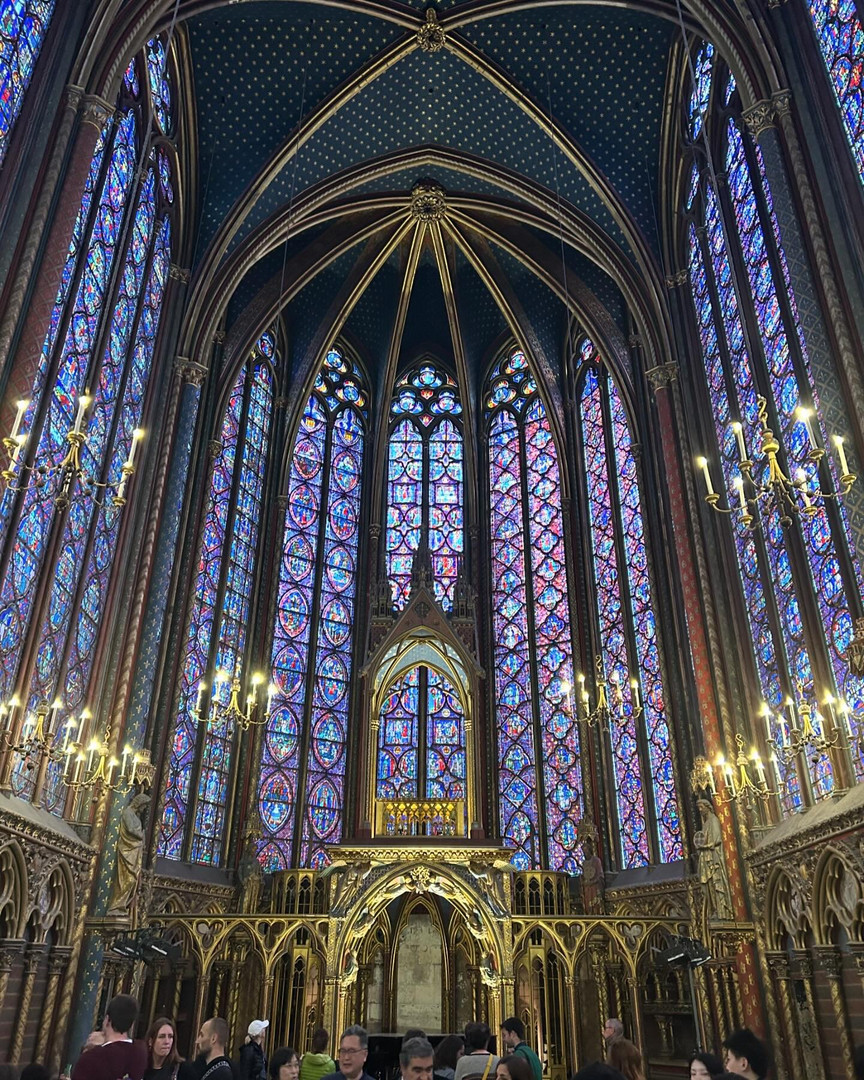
[417,8,446,53]
[410,180,447,222]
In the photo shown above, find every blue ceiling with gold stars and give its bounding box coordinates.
[184,0,677,378]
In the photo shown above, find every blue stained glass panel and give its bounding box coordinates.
[0,0,55,166]
[808,0,864,183]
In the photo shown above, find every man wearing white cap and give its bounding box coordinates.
[238,1019,269,1080]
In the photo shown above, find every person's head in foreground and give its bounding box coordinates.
[147,1017,181,1068]
[601,1020,623,1047]
[499,1019,525,1052]
[688,1052,724,1079]
[197,1018,229,1061]
[269,1048,299,1080]
[496,1056,533,1080]
[400,1038,435,1080]
[721,1030,771,1080]
[338,1026,369,1080]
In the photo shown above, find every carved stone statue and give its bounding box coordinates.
[694,798,734,921]
[237,832,263,914]
[580,836,606,915]
[107,792,150,917]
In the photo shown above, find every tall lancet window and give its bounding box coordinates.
[376,667,466,802]
[0,44,175,811]
[258,349,367,871]
[685,45,864,806]
[160,336,274,864]
[805,0,864,182]
[0,0,56,167]
[386,363,463,611]
[486,348,582,872]
[577,343,682,867]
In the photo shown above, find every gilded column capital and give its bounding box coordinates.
[664,269,688,288]
[79,94,114,130]
[47,949,70,976]
[742,99,776,139]
[417,8,446,53]
[645,363,679,391]
[0,944,21,972]
[814,948,843,979]
[791,954,813,979]
[175,356,208,386]
[765,953,791,978]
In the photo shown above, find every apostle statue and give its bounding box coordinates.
[107,792,150,917]
[577,817,605,914]
[694,798,734,921]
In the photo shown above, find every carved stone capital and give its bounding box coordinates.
[369,524,382,541]
[791,954,813,979]
[275,397,289,411]
[213,329,226,345]
[208,439,223,459]
[742,99,776,139]
[0,944,22,972]
[645,362,679,391]
[65,84,85,112]
[169,264,191,284]
[627,333,642,349]
[417,8,446,52]
[175,356,208,386]
[276,494,289,511]
[410,180,446,220]
[80,94,114,130]
[814,949,843,979]
[765,953,791,979]
[47,948,70,976]
[772,90,793,118]
[664,269,688,288]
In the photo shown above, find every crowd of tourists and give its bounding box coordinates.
[0,988,830,1080]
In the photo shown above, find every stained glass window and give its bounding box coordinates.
[486,348,582,873]
[684,53,864,804]
[806,0,864,183]
[160,338,274,863]
[258,348,367,871]
[146,36,171,134]
[0,0,56,167]
[376,666,466,802]
[0,53,176,810]
[386,364,463,611]
[578,346,682,866]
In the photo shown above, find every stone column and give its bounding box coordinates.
[10,944,44,1062]
[814,948,853,1079]
[0,942,22,1019]
[766,953,805,1080]
[564,973,581,1072]
[35,947,70,1064]
[0,92,113,424]
[625,972,644,1056]
[645,357,764,1032]
[589,945,609,1034]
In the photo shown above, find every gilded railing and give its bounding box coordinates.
[375,798,466,838]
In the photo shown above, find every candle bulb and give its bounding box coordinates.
[839,700,853,737]
[754,753,767,787]
[106,757,118,786]
[707,766,717,795]
[10,399,29,441]
[796,405,817,449]
[73,753,84,785]
[833,435,850,476]
[786,696,799,730]
[795,469,812,509]
[195,682,206,715]
[266,683,276,717]
[734,476,747,512]
[124,428,144,470]
[731,421,747,463]
[48,697,62,735]
[630,677,641,709]
[72,395,91,436]
[696,456,715,497]
[120,745,131,779]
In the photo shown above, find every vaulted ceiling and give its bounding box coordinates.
[179,0,692,385]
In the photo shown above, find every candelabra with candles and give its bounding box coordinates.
[760,689,854,771]
[193,669,275,731]
[696,395,856,529]
[1,394,144,508]
[0,696,153,799]
[561,655,643,730]
[691,734,778,807]
[61,715,155,792]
